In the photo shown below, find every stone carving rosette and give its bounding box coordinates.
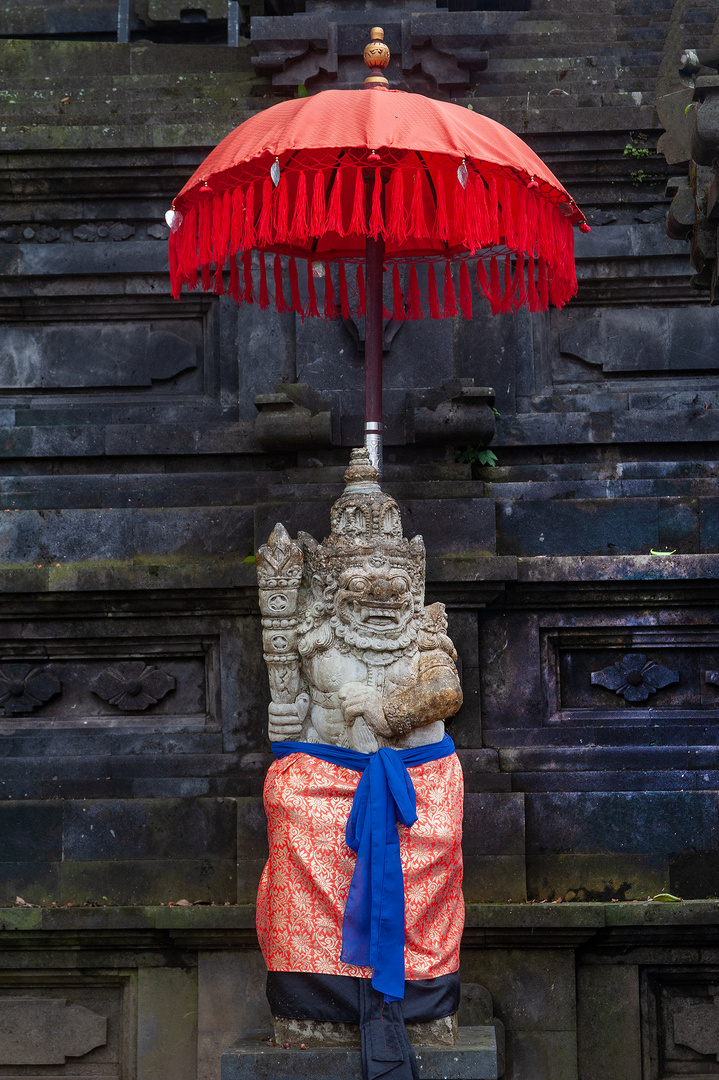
[256,522,303,705]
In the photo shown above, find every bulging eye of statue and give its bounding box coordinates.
[391,576,409,594]
[348,577,366,593]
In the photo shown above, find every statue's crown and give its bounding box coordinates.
[300,448,425,598]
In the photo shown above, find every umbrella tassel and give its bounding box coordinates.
[259,252,270,310]
[538,255,549,310]
[258,177,274,246]
[369,167,384,240]
[339,262,351,319]
[306,260,320,318]
[459,260,472,319]
[274,174,290,244]
[242,183,256,249]
[477,258,501,316]
[349,167,366,235]
[311,171,326,236]
[356,263,366,317]
[177,206,197,281]
[198,197,213,267]
[486,176,500,246]
[427,263,442,319]
[443,260,457,317]
[201,263,212,291]
[229,252,241,303]
[242,249,254,304]
[213,263,225,296]
[527,254,540,313]
[471,176,491,249]
[407,264,423,320]
[500,178,518,250]
[512,252,526,311]
[288,256,304,321]
[386,169,406,245]
[432,172,449,242]
[326,168,345,237]
[217,189,232,266]
[169,232,181,299]
[409,170,430,239]
[489,257,502,316]
[392,263,406,321]
[274,254,289,314]
[290,172,309,242]
[323,262,337,319]
[460,174,477,251]
[500,253,514,314]
[229,188,244,257]
[211,194,223,265]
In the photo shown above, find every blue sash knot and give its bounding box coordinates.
[272,732,455,1002]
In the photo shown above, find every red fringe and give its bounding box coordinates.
[383,302,391,320]
[433,172,449,242]
[311,172,326,236]
[242,183,255,250]
[169,232,180,298]
[229,253,240,303]
[500,254,513,314]
[177,206,197,281]
[459,260,472,319]
[443,261,457,317]
[323,262,336,319]
[386,170,406,244]
[201,263,212,292]
[212,194,223,264]
[326,168,344,236]
[527,254,540,312]
[477,259,501,316]
[392,263,406,321]
[306,260,320,318]
[407,264,423,320]
[242,250,254,303]
[350,167,366,235]
[356,263,366,317]
[274,175,289,242]
[512,252,526,310]
[369,167,384,239]
[291,172,309,242]
[500,178,517,250]
[486,176,500,246]
[218,190,232,265]
[213,262,224,295]
[259,251,269,310]
[538,255,549,310]
[229,188,243,256]
[409,170,430,239]
[289,257,304,320]
[274,253,289,313]
[339,262,350,319]
[198,198,213,267]
[428,263,442,319]
[258,177,274,246]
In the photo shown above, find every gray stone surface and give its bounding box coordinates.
[0,998,107,1064]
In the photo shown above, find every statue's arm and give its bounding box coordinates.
[382,649,463,737]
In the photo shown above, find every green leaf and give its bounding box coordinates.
[243,555,256,563]
[297,84,308,98]
[467,103,474,111]
[650,549,677,556]
[652,893,682,902]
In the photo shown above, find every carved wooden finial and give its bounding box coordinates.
[363,26,390,88]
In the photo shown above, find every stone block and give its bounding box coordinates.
[670,852,719,898]
[0,802,62,862]
[236,797,269,905]
[0,508,133,564]
[132,508,254,559]
[463,793,525,856]
[0,862,60,906]
[138,967,198,1080]
[62,798,237,861]
[396,498,496,557]
[222,1027,501,1080]
[525,791,719,856]
[508,1031,578,1080]
[197,951,272,1080]
[0,998,107,1065]
[58,858,236,905]
[496,498,660,557]
[463,855,527,903]
[459,948,577,1035]
[577,965,641,1080]
[526,854,668,902]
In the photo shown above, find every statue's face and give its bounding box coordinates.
[335,560,414,640]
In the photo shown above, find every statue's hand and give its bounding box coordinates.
[268,692,309,742]
[337,683,390,736]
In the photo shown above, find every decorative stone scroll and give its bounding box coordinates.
[591,653,679,702]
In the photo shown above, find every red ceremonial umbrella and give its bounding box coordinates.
[168,27,588,474]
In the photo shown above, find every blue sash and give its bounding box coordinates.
[272,732,456,1002]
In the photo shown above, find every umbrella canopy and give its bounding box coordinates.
[169,84,587,320]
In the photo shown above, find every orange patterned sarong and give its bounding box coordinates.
[257,751,464,980]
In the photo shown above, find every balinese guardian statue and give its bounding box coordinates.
[256,448,464,1080]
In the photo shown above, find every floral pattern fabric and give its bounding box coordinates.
[257,752,464,981]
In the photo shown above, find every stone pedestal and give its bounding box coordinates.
[221,1026,503,1079]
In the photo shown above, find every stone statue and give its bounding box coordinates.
[256,448,465,1080]
[257,447,463,753]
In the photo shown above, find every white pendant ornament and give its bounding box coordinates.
[311,261,325,278]
[457,160,468,189]
[164,208,183,232]
[271,157,281,187]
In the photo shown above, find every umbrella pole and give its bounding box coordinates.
[364,233,385,478]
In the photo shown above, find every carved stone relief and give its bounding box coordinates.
[591,653,679,703]
[0,664,61,714]
[90,661,177,711]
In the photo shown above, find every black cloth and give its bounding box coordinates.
[266,971,460,1080]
